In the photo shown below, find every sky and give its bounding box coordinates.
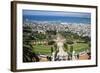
[23,10,91,18]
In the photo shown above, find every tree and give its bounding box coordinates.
[23,44,39,62]
[64,43,68,51]
[81,36,91,43]
[48,41,55,45]
[70,45,73,53]
[54,44,58,51]
[66,40,74,44]
[69,45,73,60]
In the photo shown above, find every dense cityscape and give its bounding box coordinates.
[23,21,91,37]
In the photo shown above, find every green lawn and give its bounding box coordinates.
[32,44,51,55]
[32,43,90,55]
[67,43,89,54]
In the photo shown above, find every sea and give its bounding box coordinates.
[23,15,91,24]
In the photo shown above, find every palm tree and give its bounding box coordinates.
[23,44,39,62]
[69,45,73,60]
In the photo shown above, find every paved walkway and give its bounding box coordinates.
[79,54,89,60]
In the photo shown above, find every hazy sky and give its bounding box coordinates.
[23,10,91,18]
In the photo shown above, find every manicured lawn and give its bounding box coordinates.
[32,44,51,55]
[73,43,89,50]
[32,43,90,55]
[67,43,89,54]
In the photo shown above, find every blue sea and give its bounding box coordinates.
[23,15,91,24]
